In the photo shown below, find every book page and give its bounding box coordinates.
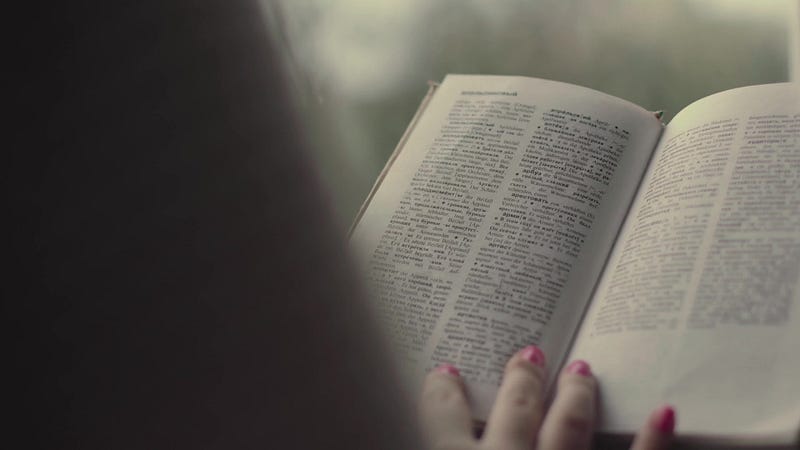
[568,83,800,442]
[351,75,662,419]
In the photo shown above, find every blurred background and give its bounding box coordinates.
[261,0,796,228]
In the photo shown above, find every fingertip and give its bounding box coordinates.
[421,363,468,410]
[650,404,676,434]
[483,346,549,447]
[425,363,464,391]
[503,345,548,387]
[519,344,546,368]
[558,359,596,393]
[538,360,597,450]
[433,363,461,377]
[632,404,676,450]
[564,359,592,377]
[419,364,475,448]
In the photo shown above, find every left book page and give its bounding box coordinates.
[350,75,662,419]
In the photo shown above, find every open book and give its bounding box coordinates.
[349,75,800,447]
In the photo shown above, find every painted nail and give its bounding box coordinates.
[434,363,460,377]
[520,345,546,367]
[565,360,592,377]
[653,405,676,434]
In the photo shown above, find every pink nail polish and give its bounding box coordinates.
[434,363,460,377]
[652,405,676,434]
[565,360,592,376]
[520,345,546,367]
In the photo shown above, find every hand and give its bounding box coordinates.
[419,345,675,450]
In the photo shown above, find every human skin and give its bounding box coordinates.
[419,346,675,450]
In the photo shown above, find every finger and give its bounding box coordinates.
[538,360,597,450]
[482,345,547,450]
[418,364,475,449]
[630,405,675,450]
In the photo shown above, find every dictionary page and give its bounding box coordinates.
[568,83,800,445]
[351,75,662,420]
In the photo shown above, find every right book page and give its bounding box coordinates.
[568,83,800,443]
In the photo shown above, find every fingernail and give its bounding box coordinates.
[565,359,592,376]
[434,363,460,377]
[520,345,546,367]
[652,405,676,434]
